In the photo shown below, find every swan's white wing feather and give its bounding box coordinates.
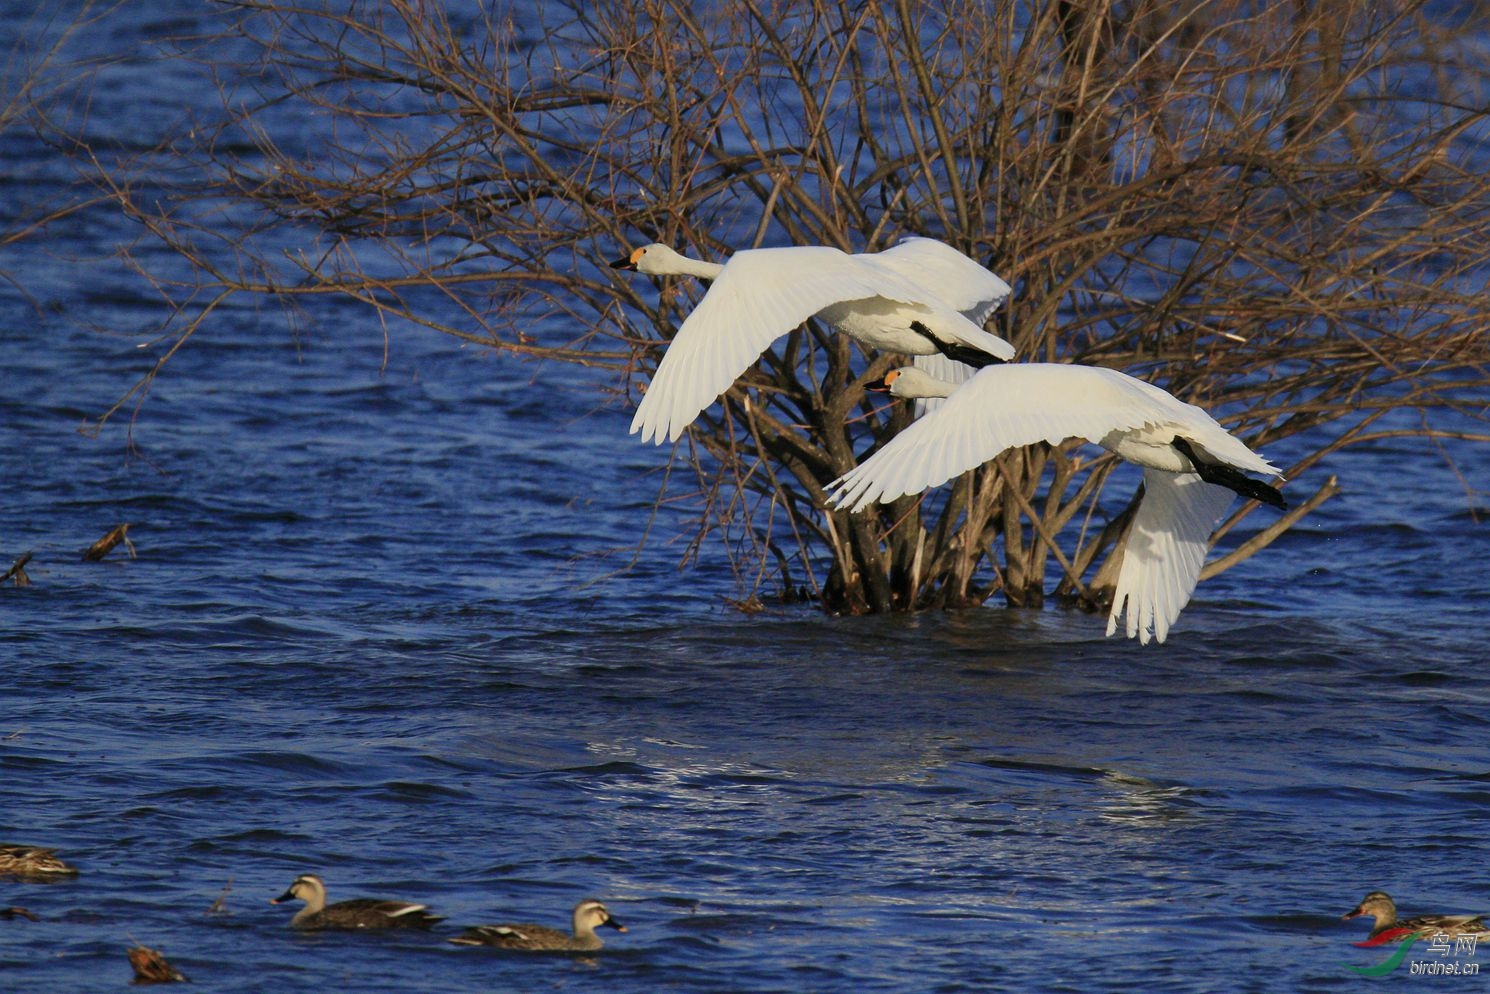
[872,238,1012,325]
[633,246,936,444]
[1116,375,1280,476]
[829,365,1186,512]
[853,254,1015,360]
[632,247,854,443]
[1183,419,1280,476]
[1106,470,1236,644]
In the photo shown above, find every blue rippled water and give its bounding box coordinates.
[3,6,1490,994]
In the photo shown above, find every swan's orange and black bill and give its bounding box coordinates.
[610,246,646,270]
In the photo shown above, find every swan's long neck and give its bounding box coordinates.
[892,370,958,399]
[673,254,724,280]
[917,379,958,399]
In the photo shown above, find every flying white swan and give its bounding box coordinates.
[611,238,1016,444]
[827,365,1287,644]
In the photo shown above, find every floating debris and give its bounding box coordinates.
[128,943,188,984]
[205,878,232,916]
[2,551,31,587]
[82,524,135,562]
[2,906,39,921]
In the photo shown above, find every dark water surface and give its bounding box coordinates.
[4,7,1490,993]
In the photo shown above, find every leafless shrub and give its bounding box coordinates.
[37,0,1490,614]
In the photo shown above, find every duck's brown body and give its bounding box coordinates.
[0,845,78,880]
[272,873,443,930]
[1345,890,1490,940]
[450,899,625,952]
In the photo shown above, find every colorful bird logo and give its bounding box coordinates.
[1343,929,1428,977]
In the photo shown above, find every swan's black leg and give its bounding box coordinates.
[1172,437,1288,510]
[909,321,1005,368]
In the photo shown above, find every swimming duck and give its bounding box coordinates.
[0,844,79,880]
[449,898,626,952]
[271,873,444,930]
[1344,890,1490,940]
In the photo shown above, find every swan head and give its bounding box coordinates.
[609,243,685,275]
[610,243,724,279]
[1343,891,1396,923]
[866,366,958,400]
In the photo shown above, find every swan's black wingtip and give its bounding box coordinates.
[1237,477,1287,510]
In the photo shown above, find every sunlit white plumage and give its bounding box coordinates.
[613,239,1015,444]
[827,365,1285,644]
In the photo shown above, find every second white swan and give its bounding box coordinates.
[827,365,1286,644]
